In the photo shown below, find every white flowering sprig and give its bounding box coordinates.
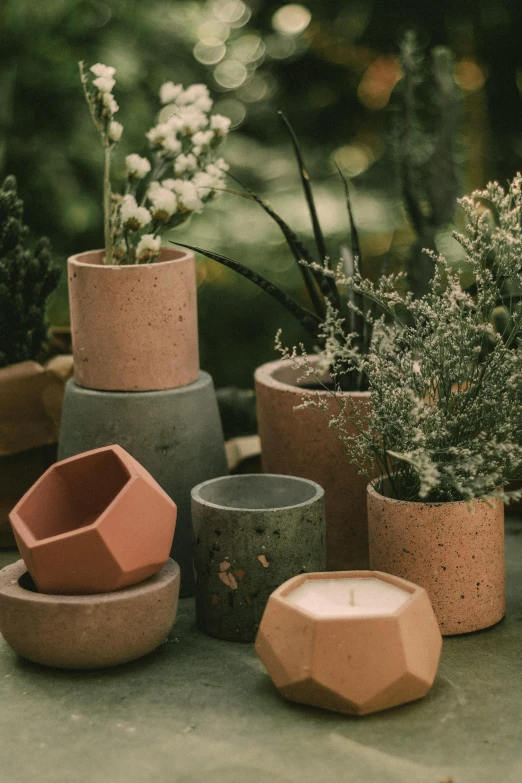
[278,179,522,505]
[79,62,123,264]
[80,64,230,264]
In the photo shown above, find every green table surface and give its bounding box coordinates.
[0,520,521,783]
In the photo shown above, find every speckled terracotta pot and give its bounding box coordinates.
[192,474,326,642]
[255,570,442,715]
[10,445,177,594]
[68,248,199,391]
[367,481,505,635]
[255,358,372,571]
[0,559,180,669]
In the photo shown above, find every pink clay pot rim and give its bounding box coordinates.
[255,357,371,399]
[11,445,138,548]
[367,475,503,509]
[0,558,180,604]
[270,569,421,619]
[68,247,193,269]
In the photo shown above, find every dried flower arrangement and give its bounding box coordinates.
[79,62,230,265]
[282,175,522,504]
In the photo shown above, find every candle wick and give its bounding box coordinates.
[349,587,355,607]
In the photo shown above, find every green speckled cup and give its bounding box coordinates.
[192,474,326,642]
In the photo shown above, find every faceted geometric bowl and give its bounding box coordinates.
[255,570,442,716]
[9,445,177,594]
[0,559,180,669]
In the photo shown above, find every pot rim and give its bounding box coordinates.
[255,357,371,399]
[0,558,180,605]
[68,247,194,270]
[267,569,423,619]
[191,472,324,512]
[367,475,503,508]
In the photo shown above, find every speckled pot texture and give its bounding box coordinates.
[10,445,177,595]
[255,358,372,571]
[192,474,326,642]
[367,481,506,635]
[68,249,199,391]
[255,570,442,715]
[0,559,180,669]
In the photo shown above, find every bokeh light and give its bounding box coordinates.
[213,98,246,128]
[214,59,248,89]
[265,33,296,60]
[272,4,312,36]
[230,34,266,64]
[194,41,227,65]
[332,144,374,178]
[212,0,251,27]
[454,59,486,93]
[357,57,402,110]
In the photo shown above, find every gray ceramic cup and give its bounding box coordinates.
[191,473,326,642]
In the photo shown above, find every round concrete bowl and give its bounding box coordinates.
[192,473,326,642]
[0,559,180,669]
[255,570,442,716]
[9,444,177,595]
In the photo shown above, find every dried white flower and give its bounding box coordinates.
[107,121,123,142]
[120,195,151,230]
[90,63,116,79]
[159,82,183,104]
[174,154,198,176]
[93,75,116,93]
[136,233,161,263]
[125,154,151,179]
[192,130,214,147]
[148,186,177,221]
[171,180,203,213]
[210,114,231,134]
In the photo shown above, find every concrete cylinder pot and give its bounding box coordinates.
[192,473,326,642]
[68,248,199,392]
[367,481,506,635]
[255,358,372,571]
[58,374,228,597]
[0,559,180,669]
[9,445,177,595]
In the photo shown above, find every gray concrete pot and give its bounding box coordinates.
[192,474,326,642]
[58,373,228,596]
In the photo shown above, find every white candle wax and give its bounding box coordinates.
[286,577,410,617]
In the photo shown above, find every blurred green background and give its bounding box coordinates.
[2,0,522,390]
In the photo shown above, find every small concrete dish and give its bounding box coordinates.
[0,559,180,669]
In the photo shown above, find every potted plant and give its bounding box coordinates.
[70,62,230,392]
[289,175,522,634]
[0,175,69,546]
[174,39,460,572]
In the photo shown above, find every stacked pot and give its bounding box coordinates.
[0,445,180,669]
[58,249,228,596]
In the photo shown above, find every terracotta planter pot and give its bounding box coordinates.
[0,356,73,547]
[255,358,372,571]
[0,559,180,669]
[10,445,177,594]
[68,248,199,391]
[255,570,442,716]
[367,481,506,634]
[192,474,326,642]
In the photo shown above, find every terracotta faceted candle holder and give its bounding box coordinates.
[255,570,442,716]
[0,559,180,669]
[9,445,177,594]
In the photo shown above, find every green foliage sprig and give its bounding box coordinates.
[0,176,60,368]
[281,177,522,504]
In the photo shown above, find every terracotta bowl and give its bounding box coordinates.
[255,570,442,716]
[9,445,177,594]
[0,559,180,669]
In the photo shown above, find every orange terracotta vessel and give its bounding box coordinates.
[367,482,506,634]
[255,358,372,570]
[9,445,177,594]
[68,248,199,391]
[255,570,442,716]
